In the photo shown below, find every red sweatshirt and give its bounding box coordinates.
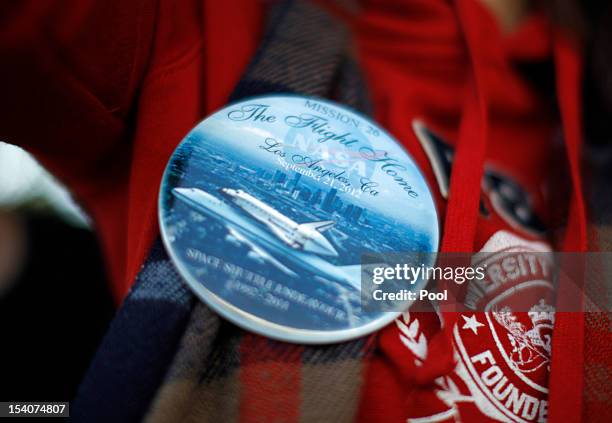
[0,1,587,422]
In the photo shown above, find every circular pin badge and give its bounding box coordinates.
[159,95,438,344]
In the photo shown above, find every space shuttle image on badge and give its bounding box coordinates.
[172,187,362,290]
[219,188,338,257]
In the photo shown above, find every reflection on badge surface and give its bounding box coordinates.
[159,95,439,343]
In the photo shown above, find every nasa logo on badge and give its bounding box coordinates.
[159,95,439,344]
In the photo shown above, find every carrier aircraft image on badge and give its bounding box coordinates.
[159,95,439,343]
[172,187,362,290]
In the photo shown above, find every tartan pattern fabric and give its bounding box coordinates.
[72,1,375,422]
[72,241,196,422]
[583,142,612,422]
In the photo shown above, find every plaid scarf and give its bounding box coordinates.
[583,140,612,421]
[72,2,375,422]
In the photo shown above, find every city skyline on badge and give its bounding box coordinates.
[159,95,439,343]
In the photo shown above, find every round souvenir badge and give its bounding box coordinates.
[159,95,439,344]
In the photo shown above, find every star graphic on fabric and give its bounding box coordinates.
[461,314,484,335]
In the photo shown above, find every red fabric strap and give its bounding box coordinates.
[548,31,588,423]
[420,0,491,379]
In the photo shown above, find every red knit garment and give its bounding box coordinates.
[0,1,590,421]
